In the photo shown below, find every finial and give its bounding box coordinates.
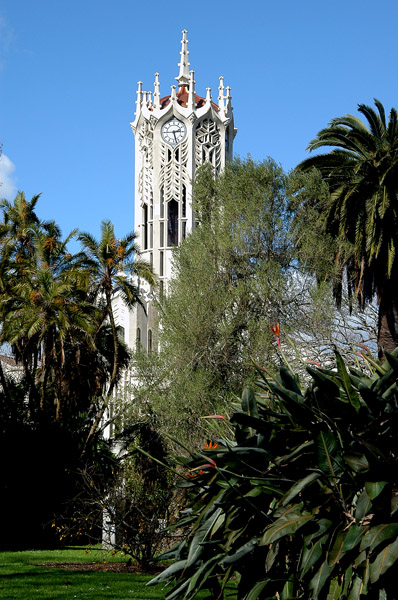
[187,70,196,111]
[135,81,143,114]
[206,87,212,103]
[171,85,177,102]
[153,72,161,109]
[225,86,232,113]
[218,76,225,111]
[176,29,190,87]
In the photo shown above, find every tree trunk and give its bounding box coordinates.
[377,286,398,358]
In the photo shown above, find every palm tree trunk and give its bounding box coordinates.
[377,287,398,358]
[81,291,119,457]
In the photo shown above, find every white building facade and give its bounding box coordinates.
[116,30,236,353]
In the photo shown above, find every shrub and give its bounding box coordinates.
[149,349,398,599]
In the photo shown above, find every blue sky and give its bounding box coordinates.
[1,0,398,245]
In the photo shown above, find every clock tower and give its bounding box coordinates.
[125,30,236,351]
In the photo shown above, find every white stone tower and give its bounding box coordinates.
[122,30,236,352]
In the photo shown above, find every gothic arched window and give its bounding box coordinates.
[143,203,148,249]
[168,199,178,246]
[148,329,152,353]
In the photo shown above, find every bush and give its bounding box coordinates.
[149,349,398,599]
[57,423,180,570]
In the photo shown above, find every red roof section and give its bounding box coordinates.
[159,85,219,112]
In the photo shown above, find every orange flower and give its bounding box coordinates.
[270,323,280,336]
[202,414,227,421]
[187,469,206,478]
[307,360,322,368]
[204,441,219,450]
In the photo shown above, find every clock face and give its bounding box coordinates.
[161,117,187,146]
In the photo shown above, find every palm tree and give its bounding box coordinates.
[2,220,95,420]
[296,99,398,355]
[79,220,155,452]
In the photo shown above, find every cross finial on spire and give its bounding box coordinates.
[176,29,190,87]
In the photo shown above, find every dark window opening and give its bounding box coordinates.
[148,329,152,353]
[160,250,164,276]
[182,222,186,239]
[160,222,164,247]
[182,185,186,217]
[143,204,148,249]
[160,188,164,218]
[168,200,178,246]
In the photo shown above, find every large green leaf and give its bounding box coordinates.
[343,453,369,473]
[342,524,370,551]
[347,576,364,600]
[365,481,388,500]
[281,573,294,599]
[261,508,313,545]
[187,508,222,567]
[222,539,258,565]
[265,541,279,572]
[275,439,314,466]
[147,559,186,586]
[309,559,334,598]
[335,351,361,411]
[244,579,270,600]
[317,429,344,480]
[369,537,398,583]
[307,366,341,397]
[270,382,313,421]
[186,555,222,597]
[328,529,348,566]
[360,523,398,552]
[280,472,320,506]
[241,386,259,419]
[279,367,302,396]
[300,534,328,577]
[326,577,343,600]
[355,489,372,522]
[304,519,332,545]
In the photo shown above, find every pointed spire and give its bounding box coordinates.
[218,76,225,112]
[171,84,177,103]
[176,29,190,87]
[153,72,161,109]
[135,81,143,115]
[225,86,232,113]
[205,87,212,104]
[188,70,196,111]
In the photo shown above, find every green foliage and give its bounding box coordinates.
[0,194,153,548]
[295,99,398,353]
[129,158,347,449]
[60,423,179,570]
[150,350,398,599]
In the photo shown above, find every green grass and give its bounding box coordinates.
[0,546,167,599]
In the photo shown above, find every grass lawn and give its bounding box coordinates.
[0,546,168,599]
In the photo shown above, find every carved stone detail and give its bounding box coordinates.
[138,120,154,206]
[195,119,221,174]
[159,140,189,202]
